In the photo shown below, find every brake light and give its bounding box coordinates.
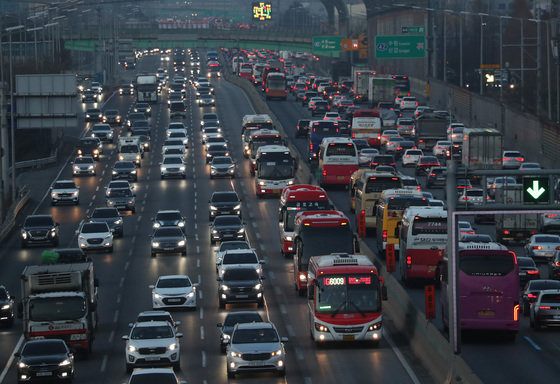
[515,157,524,162]
[546,214,559,218]
[429,173,435,176]
[382,230,387,241]
[406,256,412,267]
[405,155,410,158]
[528,293,537,299]
[514,304,519,321]
[533,245,542,250]
[527,270,539,275]
[556,246,560,250]
[504,230,510,235]
[540,306,551,310]
[503,157,511,161]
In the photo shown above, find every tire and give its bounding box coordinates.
[182,249,187,257]
[227,370,235,379]
[108,246,113,253]
[51,201,56,206]
[278,369,286,377]
[173,361,181,371]
[298,288,305,297]
[52,238,59,247]
[126,364,133,374]
[257,300,264,308]
[151,252,156,258]
[219,301,226,309]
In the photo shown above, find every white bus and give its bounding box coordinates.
[318,137,359,187]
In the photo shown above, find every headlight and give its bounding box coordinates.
[119,155,124,161]
[223,334,230,340]
[178,240,185,246]
[115,219,122,225]
[152,242,160,247]
[180,166,185,171]
[233,204,241,210]
[168,343,177,351]
[93,149,99,154]
[78,235,85,241]
[88,165,94,170]
[112,170,117,175]
[237,228,245,234]
[271,349,283,357]
[77,149,83,155]
[51,192,56,197]
[210,206,218,211]
[153,222,161,228]
[258,181,266,186]
[131,170,137,174]
[187,291,195,298]
[18,362,28,369]
[59,359,72,367]
[73,165,80,171]
[254,283,262,290]
[153,293,163,299]
[2,304,10,310]
[230,350,242,358]
[368,322,382,331]
[212,229,218,234]
[127,345,137,353]
[161,166,166,172]
[178,221,185,227]
[314,322,329,332]
[287,180,295,185]
[135,155,140,160]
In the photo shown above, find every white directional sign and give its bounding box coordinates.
[523,177,549,203]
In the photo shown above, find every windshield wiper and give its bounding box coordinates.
[330,300,347,318]
[347,300,367,318]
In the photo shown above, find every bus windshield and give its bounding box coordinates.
[267,77,286,89]
[386,198,429,217]
[258,162,294,179]
[325,143,356,156]
[412,218,447,235]
[315,274,380,314]
[284,201,331,231]
[460,252,515,276]
[365,177,401,193]
[299,227,354,267]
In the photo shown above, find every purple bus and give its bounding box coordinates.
[441,244,520,335]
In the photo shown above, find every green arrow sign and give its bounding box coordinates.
[523,176,549,203]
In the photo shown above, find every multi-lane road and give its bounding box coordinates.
[0,55,424,384]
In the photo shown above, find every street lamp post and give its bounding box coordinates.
[6,25,25,203]
[44,22,58,64]
[27,27,43,71]
[479,13,488,96]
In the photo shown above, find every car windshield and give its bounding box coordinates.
[232,327,278,344]
[75,157,93,164]
[22,341,67,355]
[208,145,227,152]
[131,325,173,340]
[137,314,173,324]
[108,188,132,197]
[92,208,118,218]
[115,162,134,169]
[129,373,178,384]
[223,252,257,265]
[105,110,118,116]
[518,258,536,267]
[219,242,250,252]
[535,235,560,243]
[0,288,7,300]
[93,126,110,132]
[121,145,138,153]
[154,227,184,237]
[212,157,232,165]
[156,212,181,221]
[82,223,108,233]
[132,121,149,128]
[157,277,191,288]
[29,296,86,322]
[214,216,241,226]
[529,281,560,290]
[224,313,263,327]
[361,149,378,155]
[212,193,238,202]
[25,217,53,226]
[80,139,98,146]
[223,268,259,281]
[169,123,185,130]
[170,132,186,138]
[164,140,183,146]
[53,182,76,189]
[163,158,183,164]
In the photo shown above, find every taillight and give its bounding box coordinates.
[556,246,560,250]
[382,230,387,241]
[540,306,551,310]
[322,169,327,176]
[503,157,511,161]
[527,270,539,275]
[546,214,559,218]
[504,230,510,234]
[533,245,542,250]
[405,155,410,158]
[406,256,412,267]
[429,173,435,176]
[514,304,519,321]
[528,293,537,299]
[515,157,524,162]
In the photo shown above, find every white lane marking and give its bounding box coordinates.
[280,304,287,314]
[295,347,304,361]
[196,245,200,253]
[116,294,122,304]
[88,201,93,208]
[124,261,130,271]
[251,222,257,228]
[198,274,201,284]
[269,271,276,280]
[194,223,198,230]
[132,236,136,243]
[92,194,96,200]
[256,232,262,240]
[286,324,295,337]
[200,326,205,340]
[249,211,255,219]
[195,234,199,241]
[304,378,312,384]
[127,249,133,257]
[201,351,207,368]
[100,355,108,372]
[140,206,145,213]
[136,215,142,223]
[259,244,265,252]
[119,277,125,288]
[384,329,422,384]
[524,336,542,351]
[197,259,200,268]
[200,307,204,320]
[274,286,282,295]
[108,330,115,343]
[95,186,99,192]
[113,310,119,323]
[0,335,23,383]
[199,290,203,300]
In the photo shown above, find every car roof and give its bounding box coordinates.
[234,321,274,331]
[157,275,190,280]
[130,368,176,376]
[133,320,172,328]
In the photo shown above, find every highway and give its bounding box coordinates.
[0,54,424,384]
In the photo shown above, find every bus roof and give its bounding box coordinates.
[242,114,272,126]
[320,137,355,146]
[458,241,509,251]
[256,145,290,155]
[295,210,349,227]
[403,206,447,219]
[380,189,425,201]
[352,109,380,118]
[310,253,376,269]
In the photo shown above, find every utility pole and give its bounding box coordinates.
[536,9,542,116]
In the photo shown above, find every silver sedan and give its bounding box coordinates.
[525,234,560,262]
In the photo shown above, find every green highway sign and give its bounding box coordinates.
[375,35,426,59]
[401,26,426,34]
[523,177,549,203]
[312,36,342,52]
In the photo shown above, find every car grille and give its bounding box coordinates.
[30,230,48,237]
[28,364,58,371]
[242,353,271,361]
[138,347,167,355]
[231,287,252,293]
[159,242,177,248]
[166,168,180,172]
[87,238,103,244]
[333,326,364,334]
[57,193,72,197]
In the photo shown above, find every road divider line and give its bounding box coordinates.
[124,261,130,271]
[200,307,204,320]
[113,310,119,323]
[201,351,207,368]
[195,234,199,241]
[137,215,142,223]
[0,335,23,384]
[200,326,205,340]
[199,290,203,300]
[384,329,422,384]
[269,271,276,280]
[119,277,125,288]
[295,347,304,361]
[196,245,200,253]
[100,355,108,372]
[286,324,295,337]
[198,274,201,284]
[108,330,115,343]
[197,259,200,268]
[280,304,287,314]
[259,244,265,252]
[524,336,542,351]
[274,286,282,295]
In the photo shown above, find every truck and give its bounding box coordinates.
[21,257,98,356]
[495,184,538,244]
[367,75,395,107]
[136,74,158,103]
[118,136,142,166]
[352,68,376,103]
[461,128,503,171]
[414,113,448,150]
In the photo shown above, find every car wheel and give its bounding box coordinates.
[210,175,214,179]
[173,361,181,371]
[75,200,80,205]
[182,248,187,257]
[278,369,286,377]
[219,300,225,309]
[151,252,156,258]
[227,370,235,379]
[51,200,56,206]
[53,238,59,247]
[108,246,113,253]
[126,364,133,374]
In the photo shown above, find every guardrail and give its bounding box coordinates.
[0,185,30,242]
[14,149,58,170]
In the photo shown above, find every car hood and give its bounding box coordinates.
[52,188,77,193]
[153,287,193,296]
[107,196,134,202]
[231,342,281,354]
[162,163,184,168]
[211,201,238,208]
[23,225,54,231]
[114,167,135,172]
[79,231,111,238]
[90,217,119,224]
[211,164,234,169]
[20,354,68,366]
[213,224,243,231]
[153,235,184,243]
[128,338,177,349]
[221,279,259,288]
[156,220,182,226]
[75,163,94,168]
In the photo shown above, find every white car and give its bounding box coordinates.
[210,156,236,179]
[77,221,113,252]
[50,179,79,205]
[167,131,189,147]
[380,130,400,146]
[72,156,96,176]
[307,97,323,110]
[150,275,198,310]
[400,96,418,110]
[105,180,134,197]
[402,149,424,167]
[432,140,452,157]
[358,148,380,167]
[215,240,251,268]
[126,368,186,384]
[91,124,114,143]
[123,321,182,373]
[160,156,186,179]
[217,249,264,277]
[446,122,465,137]
[519,162,541,171]
[204,136,227,151]
[202,129,223,143]
[162,139,186,153]
[166,122,187,136]
[323,112,341,120]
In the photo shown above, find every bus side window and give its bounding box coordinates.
[279,206,285,222]
[308,283,314,300]
[395,222,401,238]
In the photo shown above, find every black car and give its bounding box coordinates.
[88,207,124,237]
[218,267,264,309]
[134,102,152,117]
[352,139,370,152]
[150,226,187,257]
[301,91,318,106]
[20,215,59,248]
[426,166,447,188]
[103,109,121,125]
[209,191,242,220]
[549,251,560,280]
[311,101,330,116]
[415,156,440,176]
[125,112,147,131]
[517,256,541,287]
[370,154,396,168]
[217,311,263,352]
[85,108,102,122]
[130,120,151,136]
[15,339,74,383]
[119,84,134,95]
[296,119,310,138]
[82,90,98,103]
[76,138,101,160]
[201,113,219,129]
[522,279,560,315]
[51,248,89,263]
[0,285,14,327]
[210,215,246,244]
[106,188,135,213]
[338,120,351,136]
[112,161,138,181]
[206,143,229,164]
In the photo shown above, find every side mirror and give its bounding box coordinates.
[148,284,155,289]
[217,277,222,282]
[281,337,289,342]
[308,284,314,300]
[260,276,266,280]
[217,322,223,328]
[259,260,266,264]
[128,323,134,328]
[176,333,183,338]
[382,286,388,301]
[13,352,20,358]
[121,335,129,340]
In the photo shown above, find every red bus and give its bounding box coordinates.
[351,109,383,147]
[308,253,387,344]
[293,211,360,295]
[239,63,253,81]
[278,185,330,257]
[265,72,287,100]
[441,242,519,335]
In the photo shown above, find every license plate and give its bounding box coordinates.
[516,233,524,238]
[478,310,495,316]
[223,235,233,238]
[36,372,53,377]
[342,335,355,341]
[145,357,160,361]
[236,295,248,299]
[164,247,174,251]
[168,298,181,302]
[249,360,265,366]
[337,176,345,180]
[554,315,560,319]
[117,206,126,209]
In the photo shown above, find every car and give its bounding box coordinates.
[370,154,396,168]
[122,321,182,373]
[162,139,185,153]
[197,91,215,106]
[50,179,79,205]
[307,97,323,111]
[82,89,98,103]
[352,139,370,152]
[540,213,560,233]
[150,275,197,310]
[225,322,287,378]
[521,279,560,315]
[400,96,418,110]
[168,92,184,106]
[160,156,186,179]
[167,122,188,135]
[525,234,560,262]
[88,207,124,237]
[517,256,541,287]
[201,127,223,143]
[394,94,407,107]
[152,210,186,232]
[312,101,331,116]
[426,166,447,188]
[519,162,542,171]
[15,339,74,383]
[432,140,452,157]
[459,233,493,242]
[204,135,227,151]
[76,137,102,160]
[208,191,242,223]
[112,161,138,181]
[358,148,380,167]
[106,187,136,213]
[415,156,440,176]
[530,289,560,329]
[218,266,265,309]
[91,82,102,94]
[502,150,525,169]
[126,368,186,384]
[215,240,251,267]
[20,215,59,248]
[385,136,405,153]
[91,124,114,143]
[72,155,96,176]
[133,311,181,329]
[206,143,229,164]
[200,113,219,129]
[448,127,464,144]
[394,140,416,160]
[168,131,189,147]
[77,221,113,252]
[217,249,264,277]
[210,156,236,179]
[0,285,15,327]
[217,311,264,353]
[322,111,340,121]
[105,180,133,196]
[85,107,102,122]
[119,84,133,95]
[296,119,311,137]
[458,221,475,236]
[169,101,187,118]
[401,175,421,191]
[151,226,187,257]
[131,133,151,152]
[125,112,147,131]
[458,188,486,207]
[210,215,246,244]
[134,102,152,117]
[414,106,434,118]
[402,149,424,167]
[487,176,518,199]
[162,147,186,162]
[380,129,400,146]
[446,122,465,136]
[103,109,121,124]
[455,178,473,197]
[130,120,151,136]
